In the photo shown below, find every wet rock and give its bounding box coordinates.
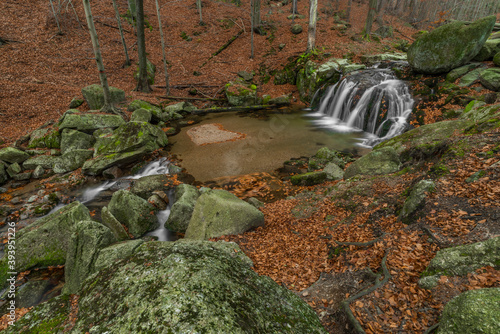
[0,201,91,288]
[399,179,435,223]
[108,189,158,238]
[185,189,265,240]
[130,108,152,123]
[101,206,130,241]
[344,147,400,179]
[130,174,175,199]
[437,288,500,334]
[102,166,122,179]
[63,220,116,294]
[0,147,30,164]
[480,68,500,91]
[408,16,496,74]
[82,148,149,176]
[59,113,125,133]
[291,171,328,186]
[28,128,61,149]
[296,58,344,102]
[165,184,200,233]
[60,129,95,154]
[81,84,126,110]
[147,194,167,210]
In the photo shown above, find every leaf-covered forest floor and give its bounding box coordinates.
[1,1,499,333]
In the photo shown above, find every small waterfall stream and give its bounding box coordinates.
[309,69,414,147]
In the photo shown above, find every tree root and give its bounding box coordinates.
[423,322,439,334]
[341,252,392,334]
[420,224,451,248]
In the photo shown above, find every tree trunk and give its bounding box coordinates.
[82,0,115,113]
[135,0,151,93]
[364,0,377,38]
[196,0,203,25]
[112,0,131,66]
[252,0,263,35]
[376,0,387,26]
[307,0,318,52]
[346,0,352,22]
[49,0,62,34]
[155,0,170,95]
[250,0,255,58]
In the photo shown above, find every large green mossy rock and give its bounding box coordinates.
[52,149,93,174]
[10,240,325,333]
[130,174,175,199]
[22,154,58,170]
[296,58,344,103]
[81,148,148,176]
[408,16,496,74]
[185,189,265,240]
[493,52,500,66]
[94,121,168,157]
[291,171,328,186]
[59,113,125,133]
[0,147,30,164]
[81,84,126,110]
[133,58,156,85]
[0,202,91,288]
[422,237,500,278]
[93,239,144,273]
[437,288,500,334]
[101,206,130,241]
[473,38,500,61]
[130,108,152,123]
[360,53,407,66]
[446,63,483,82]
[344,147,400,179]
[28,128,61,149]
[480,68,500,91]
[165,184,200,233]
[60,129,95,154]
[127,99,163,122]
[63,221,116,295]
[108,189,158,238]
[458,67,487,87]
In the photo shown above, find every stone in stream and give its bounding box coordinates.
[63,220,116,295]
[407,15,496,74]
[185,189,264,240]
[165,184,200,233]
[1,240,328,333]
[130,174,176,199]
[81,84,126,110]
[107,189,158,238]
[82,148,149,176]
[437,288,500,334]
[0,201,91,289]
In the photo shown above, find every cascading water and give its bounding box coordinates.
[310,69,414,147]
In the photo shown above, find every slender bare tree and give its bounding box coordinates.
[307,0,318,52]
[250,0,255,58]
[135,0,151,92]
[196,0,203,25]
[82,0,117,113]
[155,0,170,95]
[363,0,378,38]
[112,0,131,66]
[252,0,263,34]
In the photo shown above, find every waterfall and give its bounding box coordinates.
[310,69,414,147]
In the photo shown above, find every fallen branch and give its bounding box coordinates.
[423,323,440,334]
[190,105,275,114]
[200,30,244,68]
[421,225,451,248]
[341,252,392,334]
[95,20,133,34]
[394,28,415,41]
[333,234,385,248]
[159,95,226,102]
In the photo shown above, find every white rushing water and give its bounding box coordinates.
[309,69,414,147]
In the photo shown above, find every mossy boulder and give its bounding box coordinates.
[67,241,326,333]
[296,58,343,103]
[28,128,61,149]
[344,147,400,179]
[127,99,163,121]
[0,147,30,164]
[81,84,126,110]
[446,63,483,82]
[225,80,258,106]
[0,163,7,185]
[323,162,344,180]
[22,155,59,170]
[479,68,500,91]
[437,288,500,334]
[458,66,487,87]
[52,149,93,174]
[81,148,149,176]
[130,174,175,199]
[420,237,500,289]
[407,16,496,74]
[63,221,116,294]
[360,53,407,66]
[291,24,303,34]
[291,171,328,186]
[60,129,95,154]
[0,201,91,289]
[493,52,500,66]
[107,189,158,238]
[473,38,500,61]
[399,179,435,223]
[93,239,144,273]
[94,121,168,157]
[165,184,200,233]
[130,108,152,123]
[185,189,265,240]
[59,113,125,133]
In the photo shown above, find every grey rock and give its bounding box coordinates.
[101,206,130,241]
[32,165,45,179]
[52,149,93,174]
[69,97,84,108]
[323,162,344,180]
[81,84,126,110]
[344,147,400,179]
[59,113,126,133]
[108,189,158,238]
[185,189,265,240]
[147,194,167,210]
[165,184,200,233]
[93,239,144,273]
[446,63,483,82]
[82,148,149,176]
[130,174,175,199]
[480,68,500,91]
[291,171,328,186]
[60,129,95,154]
[6,162,21,177]
[0,147,30,164]
[247,197,264,209]
[28,128,61,149]
[473,38,500,61]
[130,108,152,123]
[291,24,303,34]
